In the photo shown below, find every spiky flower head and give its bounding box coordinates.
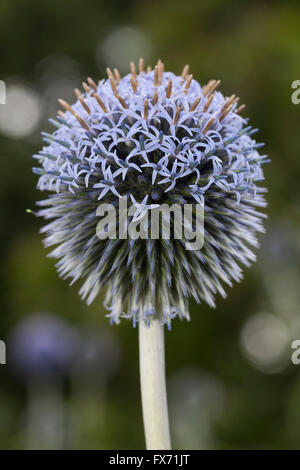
[33,59,269,328]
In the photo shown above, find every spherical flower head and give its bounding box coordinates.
[9,313,75,380]
[33,59,269,328]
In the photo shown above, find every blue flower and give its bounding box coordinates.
[33,59,269,327]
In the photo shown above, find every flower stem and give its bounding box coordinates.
[139,319,171,450]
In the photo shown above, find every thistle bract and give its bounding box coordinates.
[34,59,269,327]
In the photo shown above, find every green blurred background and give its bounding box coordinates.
[0,0,300,449]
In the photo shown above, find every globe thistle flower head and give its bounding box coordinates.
[9,313,75,380]
[33,59,269,328]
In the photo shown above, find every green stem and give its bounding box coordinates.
[139,319,171,450]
